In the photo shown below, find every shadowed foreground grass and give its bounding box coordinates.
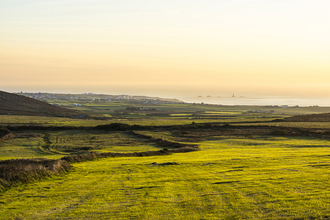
[1,136,330,219]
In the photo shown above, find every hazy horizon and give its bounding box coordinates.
[1,1,330,99]
[3,89,330,107]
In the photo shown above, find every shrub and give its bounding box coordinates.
[0,158,72,190]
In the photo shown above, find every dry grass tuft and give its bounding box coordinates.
[0,158,72,190]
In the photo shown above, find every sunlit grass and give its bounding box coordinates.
[0,131,161,160]
[0,115,283,127]
[0,115,111,127]
[1,136,330,219]
[204,111,240,114]
[0,138,63,160]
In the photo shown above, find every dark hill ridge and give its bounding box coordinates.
[280,113,330,122]
[0,90,85,117]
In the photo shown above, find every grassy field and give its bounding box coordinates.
[1,100,330,219]
[0,130,161,160]
[0,115,111,127]
[41,97,330,116]
[0,114,284,127]
[234,121,330,129]
[1,136,330,219]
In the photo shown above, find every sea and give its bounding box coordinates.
[178,96,330,107]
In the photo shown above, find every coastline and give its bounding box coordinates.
[178,96,330,107]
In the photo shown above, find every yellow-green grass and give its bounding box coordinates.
[70,103,330,115]
[0,138,63,160]
[0,115,113,127]
[0,140,48,160]
[170,114,192,116]
[91,145,159,153]
[117,117,282,126]
[204,111,240,114]
[45,130,160,153]
[0,115,283,127]
[1,136,330,219]
[0,131,162,160]
[234,122,330,129]
[44,98,330,116]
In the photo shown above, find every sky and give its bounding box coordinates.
[1,0,330,99]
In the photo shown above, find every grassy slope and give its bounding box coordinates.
[1,136,330,219]
[0,91,80,117]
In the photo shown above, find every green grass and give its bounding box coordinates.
[235,121,330,129]
[2,100,330,219]
[170,114,192,116]
[0,131,161,160]
[1,136,330,219]
[0,115,112,127]
[0,139,48,160]
[204,111,240,114]
[0,114,283,127]
[40,98,330,116]
[0,136,65,160]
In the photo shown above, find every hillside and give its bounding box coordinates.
[283,112,330,122]
[0,90,85,118]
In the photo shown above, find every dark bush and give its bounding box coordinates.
[270,129,288,136]
[0,158,72,190]
[0,127,15,144]
[95,123,143,131]
[222,123,231,128]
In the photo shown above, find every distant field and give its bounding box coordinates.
[204,111,239,114]
[234,122,330,129]
[1,136,330,219]
[0,115,284,127]
[42,98,330,116]
[0,115,111,127]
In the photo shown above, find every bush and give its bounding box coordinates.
[0,158,72,190]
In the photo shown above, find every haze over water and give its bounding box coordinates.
[180,96,330,107]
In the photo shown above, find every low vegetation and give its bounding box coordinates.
[1,93,330,219]
[1,136,330,219]
[0,158,71,191]
[283,113,330,122]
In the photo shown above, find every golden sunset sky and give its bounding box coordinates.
[1,0,329,98]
